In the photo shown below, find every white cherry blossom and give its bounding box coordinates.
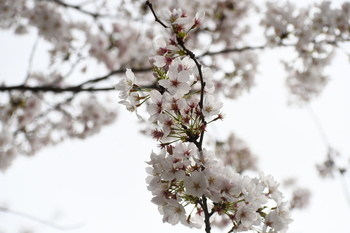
[184,170,209,197]
[202,94,223,117]
[115,69,136,100]
[158,63,191,98]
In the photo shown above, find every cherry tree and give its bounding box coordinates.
[0,0,349,232]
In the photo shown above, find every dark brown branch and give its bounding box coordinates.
[228,226,235,233]
[47,0,107,18]
[145,2,211,231]
[0,85,115,93]
[0,67,152,93]
[176,36,207,152]
[198,197,214,233]
[145,0,208,151]
[199,45,265,57]
[201,196,212,233]
[145,1,168,28]
[78,67,152,87]
[199,37,350,57]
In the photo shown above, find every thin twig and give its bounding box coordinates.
[0,85,115,93]
[227,226,234,233]
[0,67,152,93]
[199,45,265,57]
[49,0,103,18]
[24,36,40,84]
[0,207,84,231]
[145,1,168,28]
[198,37,345,58]
[339,174,350,207]
[307,104,350,207]
[306,104,330,147]
[77,67,152,87]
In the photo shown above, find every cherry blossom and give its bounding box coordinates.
[158,62,191,98]
[115,68,137,100]
[114,6,292,232]
[202,94,223,118]
[2,1,349,232]
[193,11,205,28]
[162,199,187,225]
[2,0,347,166]
[184,170,209,197]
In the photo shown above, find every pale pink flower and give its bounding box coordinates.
[179,56,195,71]
[235,203,258,229]
[163,94,187,112]
[202,94,223,117]
[202,67,215,93]
[115,69,135,100]
[158,64,191,98]
[173,142,198,159]
[152,55,168,67]
[162,165,186,181]
[161,8,189,26]
[184,170,209,197]
[193,11,205,28]
[147,90,166,121]
[146,150,167,175]
[118,92,142,120]
[264,202,292,232]
[158,114,175,139]
[260,173,283,202]
[217,171,242,202]
[162,199,187,225]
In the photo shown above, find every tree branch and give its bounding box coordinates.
[0,207,83,231]
[197,37,345,58]
[201,196,212,233]
[176,36,207,152]
[145,2,212,231]
[24,36,40,84]
[47,0,105,18]
[199,45,265,57]
[145,1,168,28]
[0,67,152,93]
[77,67,152,87]
[0,85,115,93]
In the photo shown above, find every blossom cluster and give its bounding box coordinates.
[1,0,347,180]
[25,2,72,53]
[115,8,223,143]
[152,0,259,100]
[0,91,116,170]
[215,133,257,174]
[115,7,292,232]
[146,145,292,232]
[316,147,350,178]
[261,1,350,103]
[1,0,258,167]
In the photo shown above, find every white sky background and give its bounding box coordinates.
[1,0,350,233]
